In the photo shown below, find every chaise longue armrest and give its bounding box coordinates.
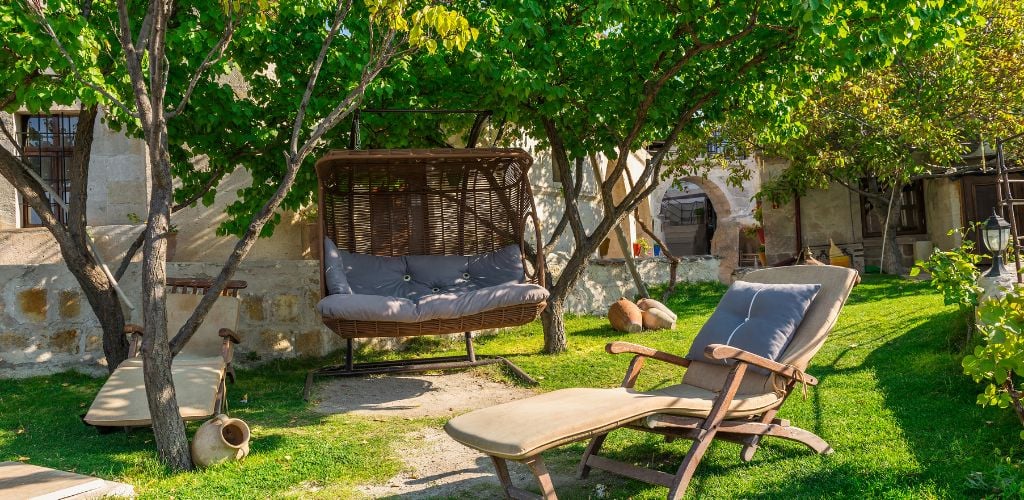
[704,344,818,386]
[218,328,241,344]
[606,341,689,389]
[125,324,144,357]
[606,341,690,367]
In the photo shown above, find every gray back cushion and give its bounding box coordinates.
[406,254,471,291]
[322,241,527,304]
[340,250,408,296]
[323,238,352,295]
[467,245,525,287]
[687,281,821,364]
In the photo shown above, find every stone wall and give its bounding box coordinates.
[924,177,962,250]
[0,260,340,378]
[762,160,864,266]
[553,255,720,315]
[0,254,719,377]
[763,159,964,269]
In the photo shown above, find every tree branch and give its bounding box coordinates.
[289,0,355,155]
[169,26,401,355]
[604,1,763,187]
[23,2,137,119]
[165,3,237,119]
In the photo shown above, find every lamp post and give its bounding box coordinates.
[982,209,1011,278]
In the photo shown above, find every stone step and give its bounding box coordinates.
[0,461,135,499]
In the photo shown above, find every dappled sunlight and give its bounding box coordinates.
[1,276,1021,497]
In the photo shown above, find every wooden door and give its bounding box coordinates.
[961,173,1024,255]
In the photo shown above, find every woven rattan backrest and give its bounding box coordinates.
[315,149,533,257]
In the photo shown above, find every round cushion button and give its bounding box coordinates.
[462,273,471,279]
[403,274,411,282]
[431,287,440,293]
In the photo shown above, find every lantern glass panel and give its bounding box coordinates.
[984,227,1011,253]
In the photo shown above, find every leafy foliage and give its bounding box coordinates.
[163,0,985,238]
[911,228,983,310]
[159,0,476,237]
[965,288,1024,437]
[754,0,1024,199]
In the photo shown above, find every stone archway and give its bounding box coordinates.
[652,176,740,283]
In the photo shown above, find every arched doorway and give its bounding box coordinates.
[653,176,741,282]
[659,182,716,256]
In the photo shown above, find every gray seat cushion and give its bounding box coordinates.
[318,241,545,322]
[686,280,820,365]
[318,283,549,322]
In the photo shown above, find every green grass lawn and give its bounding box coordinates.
[2,275,1022,498]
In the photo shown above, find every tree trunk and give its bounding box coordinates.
[541,246,595,353]
[0,107,128,372]
[541,299,568,353]
[136,14,191,465]
[140,128,192,470]
[65,254,129,371]
[64,106,128,371]
[880,187,905,275]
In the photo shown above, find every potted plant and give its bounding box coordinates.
[635,237,652,257]
[757,244,767,266]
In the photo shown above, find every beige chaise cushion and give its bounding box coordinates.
[84,292,240,427]
[445,385,780,459]
[83,357,225,427]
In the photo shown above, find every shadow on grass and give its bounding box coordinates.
[843,274,932,305]
[856,308,1024,496]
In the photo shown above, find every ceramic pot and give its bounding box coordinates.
[191,414,250,468]
[608,297,643,333]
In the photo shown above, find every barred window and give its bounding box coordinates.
[860,179,927,237]
[19,114,78,227]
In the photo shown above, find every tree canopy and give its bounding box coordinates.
[755,0,1024,204]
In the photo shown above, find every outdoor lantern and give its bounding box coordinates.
[982,209,1012,277]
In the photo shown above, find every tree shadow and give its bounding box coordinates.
[854,308,1023,495]
[843,275,933,305]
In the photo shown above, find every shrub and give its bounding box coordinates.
[964,288,1024,437]
[911,228,983,350]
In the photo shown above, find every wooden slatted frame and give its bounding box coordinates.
[481,341,833,500]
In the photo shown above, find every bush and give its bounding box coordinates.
[911,230,983,350]
[964,288,1024,437]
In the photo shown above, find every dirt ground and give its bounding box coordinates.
[314,372,613,499]
[314,371,535,418]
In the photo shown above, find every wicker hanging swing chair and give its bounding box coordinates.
[304,110,547,398]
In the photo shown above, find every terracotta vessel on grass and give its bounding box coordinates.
[608,297,643,332]
[191,414,250,468]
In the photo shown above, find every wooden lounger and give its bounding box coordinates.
[445,265,858,499]
[83,279,245,428]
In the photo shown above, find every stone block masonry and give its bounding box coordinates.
[0,261,337,378]
[0,256,720,377]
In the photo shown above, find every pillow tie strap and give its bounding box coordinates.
[771,366,809,400]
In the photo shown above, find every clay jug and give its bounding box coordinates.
[191,414,251,468]
[608,297,643,332]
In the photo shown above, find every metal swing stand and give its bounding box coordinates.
[303,333,537,400]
